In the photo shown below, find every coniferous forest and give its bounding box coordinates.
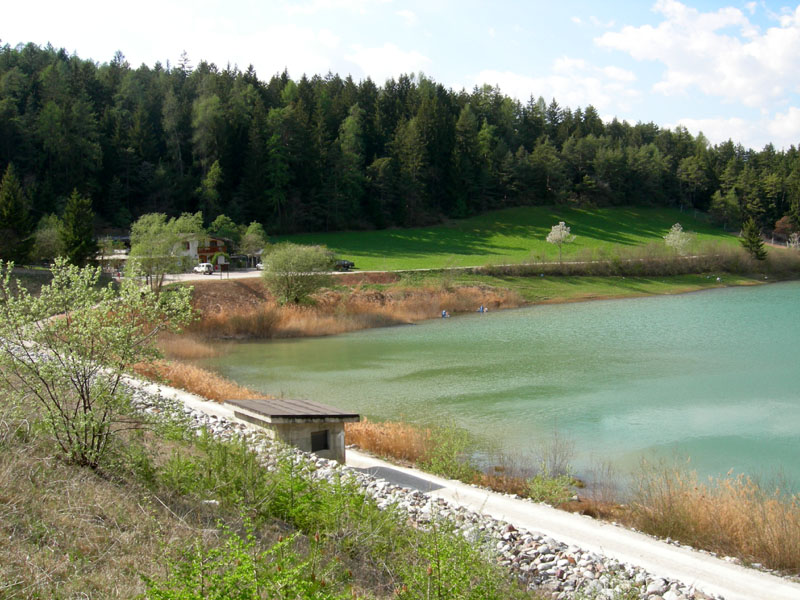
[2,42,800,236]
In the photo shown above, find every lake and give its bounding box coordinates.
[193,281,800,489]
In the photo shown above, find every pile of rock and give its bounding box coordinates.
[129,385,722,600]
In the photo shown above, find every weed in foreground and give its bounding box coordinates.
[143,524,349,600]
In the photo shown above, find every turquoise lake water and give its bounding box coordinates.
[194,281,800,488]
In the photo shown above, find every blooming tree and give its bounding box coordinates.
[663,223,691,256]
[546,222,575,262]
[0,258,194,468]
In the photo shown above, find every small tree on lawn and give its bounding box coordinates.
[740,217,767,261]
[262,243,333,304]
[663,223,691,256]
[546,221,575,262]
[0,258,193,468]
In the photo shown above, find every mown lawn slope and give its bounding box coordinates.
[282,206,737,270]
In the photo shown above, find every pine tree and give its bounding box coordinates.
[0,163,34,264]
[739,217,767,261]
[59,189,97,266]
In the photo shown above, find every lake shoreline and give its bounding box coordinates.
[155,276,800,578]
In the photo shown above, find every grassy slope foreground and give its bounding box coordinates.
[0,389,533,599]
[282,206,739,270]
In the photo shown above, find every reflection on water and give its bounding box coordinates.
[193,282,800,489]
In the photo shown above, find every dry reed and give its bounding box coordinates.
[158,334,220,359]
[133,360,270,402]
[630,464,800,572]
[345,418,433,464]
[188,285,524,340]
[347,419,543,496]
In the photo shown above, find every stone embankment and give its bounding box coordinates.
[130,383,720,600]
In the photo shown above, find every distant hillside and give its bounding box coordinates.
[1,42,798,236]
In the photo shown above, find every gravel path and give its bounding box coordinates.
[127,377,800,600]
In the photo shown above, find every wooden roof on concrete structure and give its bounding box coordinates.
[225,398,360,423]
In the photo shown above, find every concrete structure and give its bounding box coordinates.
[225,398,359,463]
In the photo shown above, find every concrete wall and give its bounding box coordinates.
[233,411,348,463]
[270,422,347,463]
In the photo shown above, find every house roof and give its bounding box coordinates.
[225,398,360,422]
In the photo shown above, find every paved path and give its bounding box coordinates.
[133,377,800,600]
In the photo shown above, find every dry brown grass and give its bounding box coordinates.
[157,334,220,359]
[346,418,433,464]
[347,419,539,496]
[629,465,800,572]
[133,360,270,402]
[187,284,524,340]
[0,417,207,598]
[475,468,531,497]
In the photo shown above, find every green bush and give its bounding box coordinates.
[526,471,575,505]
[262,243,334,304]
[419,423,480,483]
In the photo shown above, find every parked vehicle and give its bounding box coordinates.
[256,262,264,270]
[335,259,355,272]
[193,262,213,274]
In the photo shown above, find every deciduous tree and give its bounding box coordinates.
[262,243,333,304]
[0,258,193,468]
[32,214,63,263]
[128,212,205,293]
[663,223,692,256]
[546,221,575,262]
[239,221,268,265]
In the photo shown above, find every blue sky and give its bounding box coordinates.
[6,0,800,150]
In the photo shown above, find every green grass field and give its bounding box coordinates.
[282,206,738,271]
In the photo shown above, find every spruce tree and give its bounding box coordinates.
[790,197,800,230]
[59,189,98,266]
[739,217,767,261]
[0,163,34,264]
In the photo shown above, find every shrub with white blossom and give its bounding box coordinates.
[546,222,575,262]
[663,223,691,256]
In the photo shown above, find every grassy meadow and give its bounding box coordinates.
[281,206,739,270]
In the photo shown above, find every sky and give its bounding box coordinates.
[5,0,800,150]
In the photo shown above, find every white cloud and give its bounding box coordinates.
[284,0,392,15]
[672,107,800,150]
[473,59,641,115]
[596,0,800,109]
[602,66,636,82]
[572,15,615,28]
[590,16,616,28]
[488,27,496,38]
[396,9,417,25]
[345,43,431,83]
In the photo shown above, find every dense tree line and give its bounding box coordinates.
[2,41,800,240]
